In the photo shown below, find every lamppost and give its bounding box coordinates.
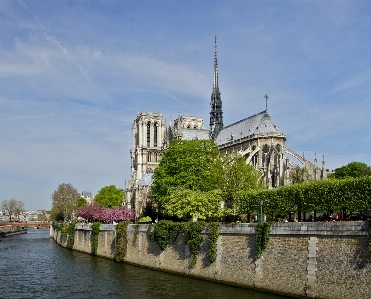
[260,200,264,222]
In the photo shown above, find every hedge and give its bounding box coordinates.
[235,176,371,216]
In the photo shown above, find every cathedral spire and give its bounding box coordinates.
[210,36,223,140]
[213,36,218,90]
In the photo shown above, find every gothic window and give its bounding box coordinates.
[252,153,259,167]
[147,122,151,146]
[271,172,276,188]
[154,123,158,147]
[149,152,152,163]
[262,145,269,165]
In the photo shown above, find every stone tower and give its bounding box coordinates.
[126,112,166,216]
[210,36,223,140]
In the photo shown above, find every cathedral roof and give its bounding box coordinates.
[215,110,285,146]
[182,129,210,141]
[82,191,93,198]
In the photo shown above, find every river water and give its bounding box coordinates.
[0,229,289,299]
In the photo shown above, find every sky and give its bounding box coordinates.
[1,0,370,210]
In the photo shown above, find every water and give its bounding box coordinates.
[0,229,289,299]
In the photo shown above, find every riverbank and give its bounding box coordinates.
[51,222,371,299]
[0,225,27,237]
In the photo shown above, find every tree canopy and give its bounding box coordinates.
[94,185,125,208]
[221,153,265,205]
[76,204,134,222]
[1,199,24,221]
[152,139,223,220]
[51,183,80,221]
[77,197,88,209]
[287,165,312,184]
[151,140,271,220]
[152,139,222,204]
[328,161,371,179]
[165,189,226,220]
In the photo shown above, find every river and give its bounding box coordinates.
[0,228,289,299]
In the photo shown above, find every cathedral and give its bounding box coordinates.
[126,38,326,217]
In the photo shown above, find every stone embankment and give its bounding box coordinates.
[51,222,371,299]
[0,225,27,237]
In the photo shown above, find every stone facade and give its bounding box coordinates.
[126,112,166,217]
[51,222,371,299]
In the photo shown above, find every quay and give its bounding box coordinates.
[0,221,50,237]
[51,221,371,299]
[0,224,27,237]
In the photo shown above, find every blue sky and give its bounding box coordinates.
[1,0,370,210]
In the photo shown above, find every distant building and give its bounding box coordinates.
[126,38,326,217]
[81,191,94,204]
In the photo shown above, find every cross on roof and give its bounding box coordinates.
[264,94,269,112]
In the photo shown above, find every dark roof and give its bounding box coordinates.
[82,191,93,198]
[216,111,285,146]
[182,129,210,140]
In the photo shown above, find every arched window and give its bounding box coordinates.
[154,123,158,147]
[147,122,151,146]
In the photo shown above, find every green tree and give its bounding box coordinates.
[94,185,125,208]
[37,213,47,221]
[77,197,88,209]
[51,183,80,221]
[221,153,265,213]
[165,189,226,220]
[50,207,64,222]
[328,161,371,179]
[287,166,312,184]
[152,139,222,208]
[1,199,24,221]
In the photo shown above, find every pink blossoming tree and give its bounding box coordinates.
[76,204,134,222]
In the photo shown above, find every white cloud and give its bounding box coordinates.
[333,71,371,93]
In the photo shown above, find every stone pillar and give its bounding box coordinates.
[215,235,222,274]
[306,236,318,298]
[254,257,264,289]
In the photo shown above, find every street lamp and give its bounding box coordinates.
[260,200,264,222]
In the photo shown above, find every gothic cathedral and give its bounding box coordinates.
[126,38,326,217]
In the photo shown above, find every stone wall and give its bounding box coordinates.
[51,222,371,299]
[0,225,27,236]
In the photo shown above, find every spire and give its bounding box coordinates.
[213,36,218,89]
[210,36,223,140]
